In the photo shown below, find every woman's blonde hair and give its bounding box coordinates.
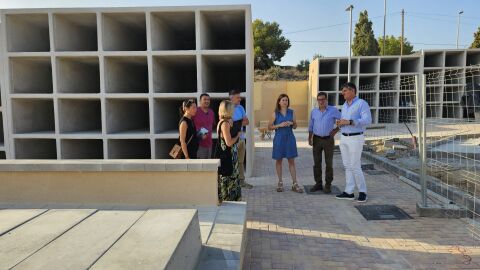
[218,100,234,120]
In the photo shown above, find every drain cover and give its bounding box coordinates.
[304,185,341,195]
[355,205,412,220]
[365,170,389,175]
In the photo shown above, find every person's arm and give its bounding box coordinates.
[329,108,341,136]
[291,110,297,129]
[351,101,372,128]
[179,121,190,159]
[221,122,239,147]
[241,106,249,126]
[308,111,314,146]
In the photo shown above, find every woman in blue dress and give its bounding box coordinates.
[268,94,303,193]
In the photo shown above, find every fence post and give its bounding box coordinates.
[415,74,428,207]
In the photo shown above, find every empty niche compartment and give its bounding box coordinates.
[339,93,345,105]
[0,112,3,145]
[358,76,377,91]
[102,13,146,51]
[443,86,462,102]
[380,58,399,73]
[155,139,178,159]
[108,139,151,159]
[57,57,100,93]
[467,51,480,66]
[426,86,442,103]
[351,59,359,74]
[319,76,337,91]
[359,58,379,74]
[424,51,444,68]
[200,10,245,50]
[154,98,196,133]
[10,57,53,94]
[445,51,465,67]
[15,139,56,159]
[202,54,245,93]
[208,97,245,124]
[400,75,416,91]
[465,68,480,85]
[151,12,195,50]
[379,75,398,90]
[319,59,338,74]
[425,69,443,85]
[105,56,148,93]
[6,14,50,52]
[153,55,197,93]
[58,99,101,133]
[12,99,54,134]
[327,93,336,106]
[53,13,97,51]
[378,109,396,123]
[359,92,377,107]
[339,59,348,74]
[399,92,416,107]
[370,109,377,124]
[442,105,462,118]
[0,152,5,159]
[401,57,420,73]
[379,92,397,107]
[399,109,416,123]
[444,69,464,85]
[106,99,149,134]
[61,139,103,159]
[338,76,348,90]
[426,105,442,118]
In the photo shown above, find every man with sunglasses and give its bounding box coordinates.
[308,92,341,193]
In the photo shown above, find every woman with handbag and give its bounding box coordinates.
[179,99,199,159]
[216,100,241,201]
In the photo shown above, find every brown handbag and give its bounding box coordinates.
[169,134,193,159]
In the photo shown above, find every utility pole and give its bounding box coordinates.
[383,0,386,55]
[457,10,463,49]
[346,5,354,82]
[401,9,404,55]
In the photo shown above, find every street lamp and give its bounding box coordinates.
[457,10,463,49]
[345,5,354,82]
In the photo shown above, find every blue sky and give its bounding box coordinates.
[2,0,479,66]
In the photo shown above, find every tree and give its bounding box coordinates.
[312,53,323,60]
[471,27,480,48]
[352,10,379,56]
[296,59,310,72]
[253,19,291,70]
[378,35,414,55]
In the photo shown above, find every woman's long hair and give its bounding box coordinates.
[275,94,290,112]
[179,98,196,119]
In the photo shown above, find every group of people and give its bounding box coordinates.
[177,82,372,203]
[177,90,252,202]
[269,82,372,202]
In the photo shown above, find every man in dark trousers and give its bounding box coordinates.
[308,92,341,193]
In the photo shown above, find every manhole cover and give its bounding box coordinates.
[365,170,389,175]
[355,205,413,220]
[304,185,341,195]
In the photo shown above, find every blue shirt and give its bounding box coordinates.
[308,106,341,137]
[233,104,247,139]
[340,96,372,134]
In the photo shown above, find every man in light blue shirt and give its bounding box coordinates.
[335,82,372,202]
[230,89,252,189]
[308,92,341,193]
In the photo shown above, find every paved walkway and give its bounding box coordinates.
[242,133,480,270]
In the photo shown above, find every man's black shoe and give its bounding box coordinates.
[335,192,354,200]
[309,184,323,192]
[357,192,367,203]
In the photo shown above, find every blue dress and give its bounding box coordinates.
[272,109,298,160]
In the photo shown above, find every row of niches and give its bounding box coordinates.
[323,92,416,108]
[9,55,246,94]
[424,50,480,68]
[13,138,210,159]
[319,75,418,91]
[11,98,245,135]
[319,57,421,74]
[5,10,246,52]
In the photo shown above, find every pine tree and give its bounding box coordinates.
[470,27,480,49]
[352,10,379,56]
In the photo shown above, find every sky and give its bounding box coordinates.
[1,0,479,66]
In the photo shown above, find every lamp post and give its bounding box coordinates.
[456,10,463,49]
[346,5,354,82]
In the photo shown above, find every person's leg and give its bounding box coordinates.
[288,158,303,193]
[237,139,252,188]
[323,137,335,192]
[275,159,283,191]
[340,136,355,194]
[312,136,324,189]
[350,135,367,193]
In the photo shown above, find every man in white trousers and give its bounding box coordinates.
[335,82,372,202]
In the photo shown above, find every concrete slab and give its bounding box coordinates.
[0,209,47,235]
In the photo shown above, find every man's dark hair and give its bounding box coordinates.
[200,93,210,100]
[317,92,327,99]
[342,82,357,93]
[229,89,242,96]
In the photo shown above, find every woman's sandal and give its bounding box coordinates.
[292,182,304,193]
[276,181,284,192]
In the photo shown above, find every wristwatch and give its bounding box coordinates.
[349,120,354,125]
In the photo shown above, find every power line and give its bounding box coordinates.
[290,40,470,47]
[405,13,477,26]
